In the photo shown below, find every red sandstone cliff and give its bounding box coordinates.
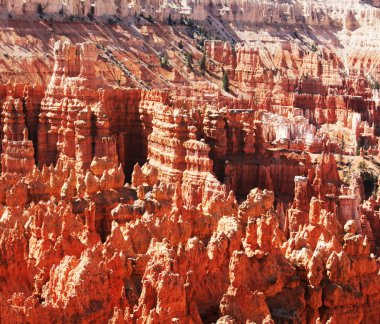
[0,3,380,323]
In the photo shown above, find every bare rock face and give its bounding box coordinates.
[1,1,380,322]
[0,90,35,175]
[37,40,118,171]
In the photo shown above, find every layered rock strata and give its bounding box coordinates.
[0,2,380,322]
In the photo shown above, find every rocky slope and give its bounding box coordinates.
[0,1,380,323]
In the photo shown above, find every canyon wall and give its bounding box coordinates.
[0,1,380,323]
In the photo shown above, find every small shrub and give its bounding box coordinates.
[108,17,117,25]
[160,56,169,68]
[147,15,154,23]
[187,19,195,28]
[197,38,205,49]
[358,159,367,171]
[185,52,193,68]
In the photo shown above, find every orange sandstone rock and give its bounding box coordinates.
[0,7,379,323]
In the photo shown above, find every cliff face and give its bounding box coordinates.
[0,1,380,323]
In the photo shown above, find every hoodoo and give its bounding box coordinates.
[0,0,379,323]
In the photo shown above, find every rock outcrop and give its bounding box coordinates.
[0,1,380,322]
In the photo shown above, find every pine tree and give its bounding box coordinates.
[222,71,229,92]
[231,42,236,56]
[168,14,173,26]
[37,3,44,15]
[199,53,206,74]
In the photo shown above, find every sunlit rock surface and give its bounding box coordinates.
[0,1,380,323]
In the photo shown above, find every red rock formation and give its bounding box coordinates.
[287,176,311,235]
[37,40,118,171]
[0,4,380,322]
[0,89,35,175]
